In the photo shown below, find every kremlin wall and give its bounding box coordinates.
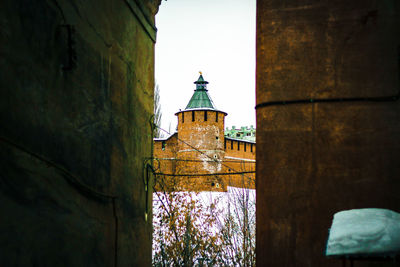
[154,74,255,192]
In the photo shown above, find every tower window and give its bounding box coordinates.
[182,112,184,123]
[238,142,240,151]
[244,143,246,152]
[231,140,233,149]
[224,139,226,149]
[251,144,253,152]
[162,141,166,150]
[215,111,218,122]
[192,111,195,122]
[204,111,207,121]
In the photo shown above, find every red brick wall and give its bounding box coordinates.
[154,109,255,191]
[177,110,225,151]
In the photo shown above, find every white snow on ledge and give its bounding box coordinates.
[326,208,400,257]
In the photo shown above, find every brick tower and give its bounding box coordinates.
[174,73,228,189]
[154,73,255,192]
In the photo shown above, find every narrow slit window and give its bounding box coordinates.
[231,140,233,149]
[238,142,240,151]
[224,138,226,149]
[182,112,184,123]
[244,143,246,152]
[162,141,166,150]
[192,111,195,122]
[215,111,218,122]
[251,143,253,152]
[204,111,207,121]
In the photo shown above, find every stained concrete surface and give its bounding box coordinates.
[256,1,400,266]
[0,0,160,266]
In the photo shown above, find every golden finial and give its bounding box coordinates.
[199,71,202,75]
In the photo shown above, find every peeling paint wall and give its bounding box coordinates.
[0,0,160,266]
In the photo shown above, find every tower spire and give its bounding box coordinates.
[194,72,209,91]
[185,73,215,109]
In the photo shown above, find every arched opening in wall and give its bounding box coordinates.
[152,1,256,266]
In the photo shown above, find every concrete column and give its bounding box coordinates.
[256,1,400,266]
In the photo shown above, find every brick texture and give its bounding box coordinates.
[154,109,255,192]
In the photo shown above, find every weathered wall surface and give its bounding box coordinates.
[224,138,255,189]
[154,110,255,192]
[177,110,225,152]
[176,109,226,190]
[154,134,178,190]
[257,1,400,266]
[0,0,160,266]
[224,138,256,159]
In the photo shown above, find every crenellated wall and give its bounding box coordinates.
[154,108,255,192]
[176,109,226,152]
[224,138,256,159]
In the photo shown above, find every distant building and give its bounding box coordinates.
[154,74,255,191]
[225,125,256,142]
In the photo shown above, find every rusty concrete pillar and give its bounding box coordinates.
[256,1,400,266]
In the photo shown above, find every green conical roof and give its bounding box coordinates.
[185,74,216,110]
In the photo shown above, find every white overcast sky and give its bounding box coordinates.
[155,0,256,133]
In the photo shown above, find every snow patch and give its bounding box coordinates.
[326,208,400,257]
